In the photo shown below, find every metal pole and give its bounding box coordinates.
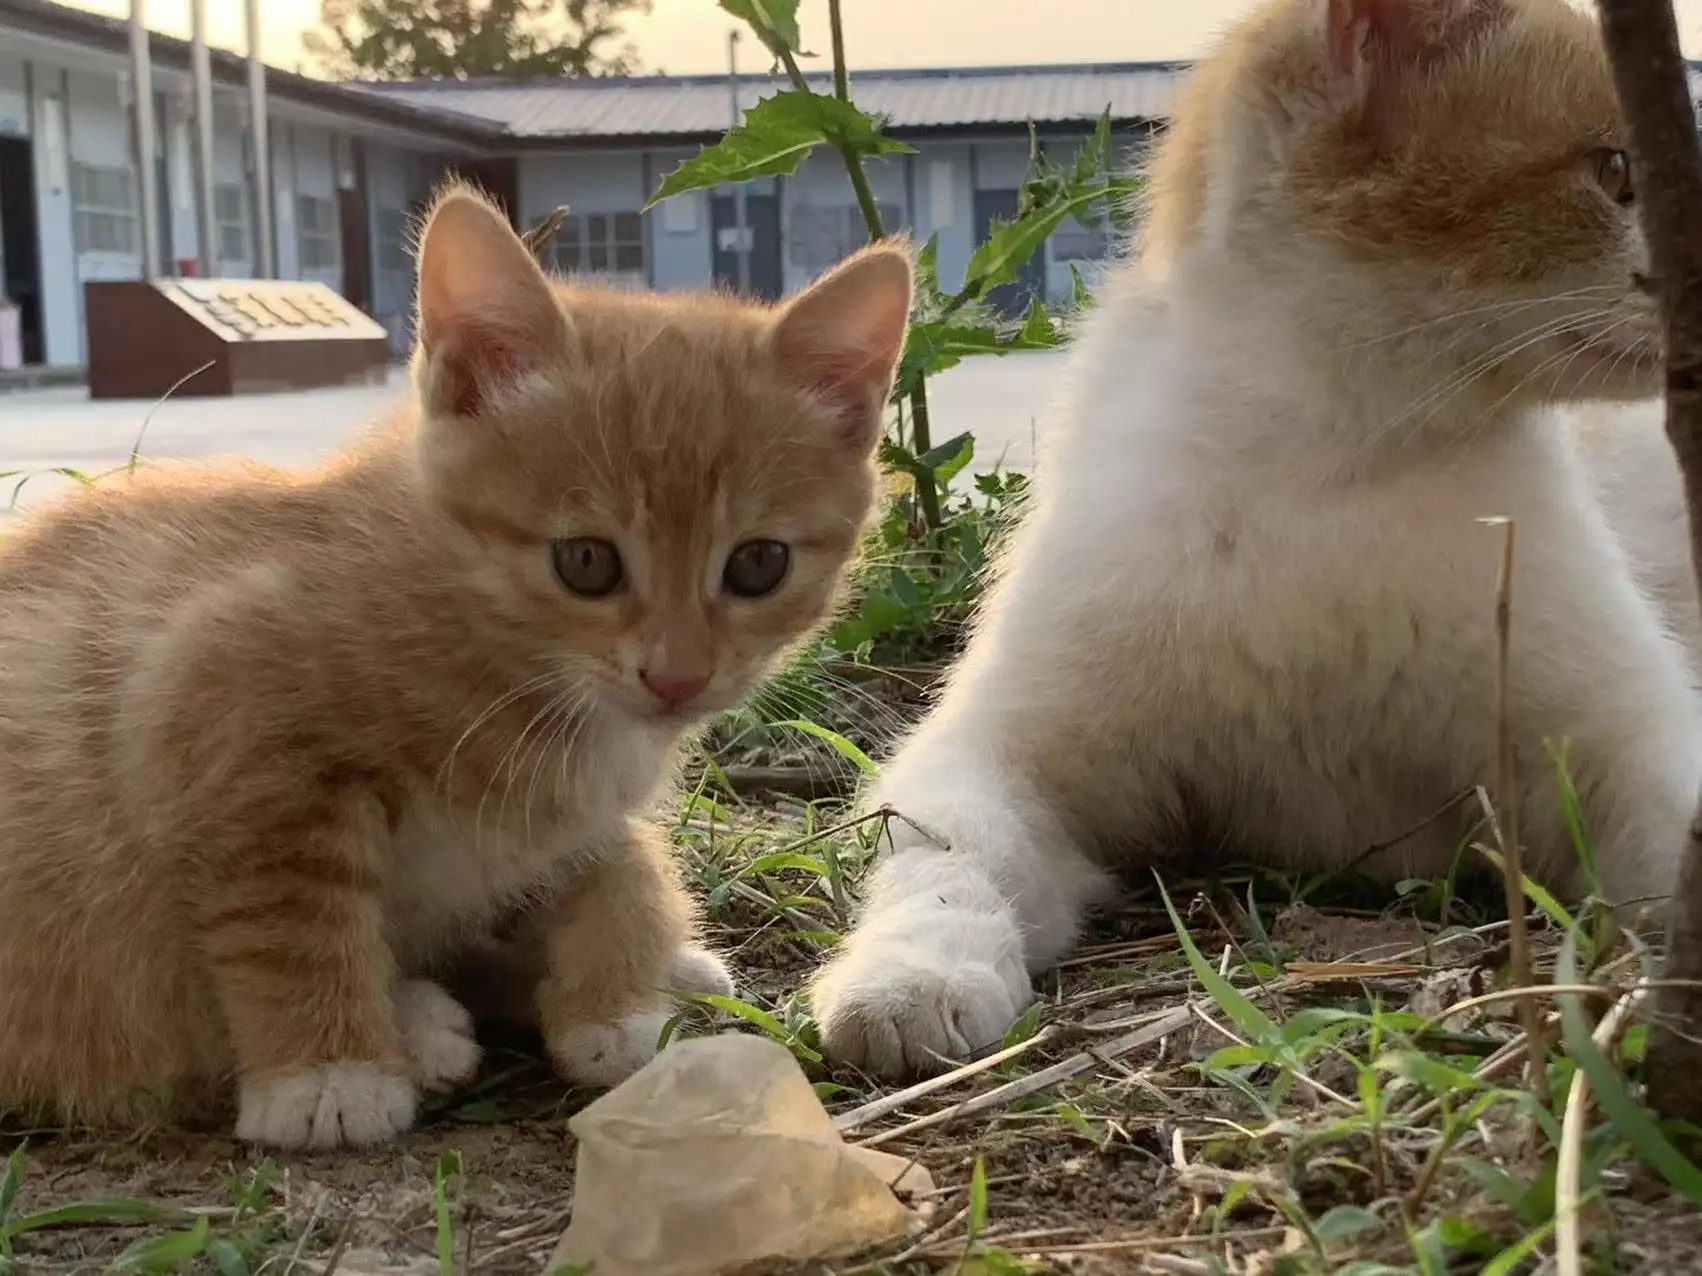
[727,30,750,294]
[189,0,216,279]
[128,0,160,277]
[244,0,274,277]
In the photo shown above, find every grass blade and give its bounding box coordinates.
[1555,923,1702,1204]
[1155,874,1283,1049]
[772,719,877,776]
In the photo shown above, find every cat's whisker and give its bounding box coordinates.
[521,688,592,841]
[486,680,578,840]
[1372,310,1615,451]
[1339,284,1621,353]
[437,667,563,796]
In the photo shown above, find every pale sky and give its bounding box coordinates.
[64,0,1702,77]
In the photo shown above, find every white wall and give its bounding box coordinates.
[0,53,27,137]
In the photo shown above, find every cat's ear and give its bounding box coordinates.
[413,184,569,420]
[771,241,914,455]
[1324,0,1498,76]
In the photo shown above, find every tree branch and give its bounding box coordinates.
[1595,0,1702,1127]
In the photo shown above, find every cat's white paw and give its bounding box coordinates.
[395,979,482,1092]
[235,1063,416,1150]
[669,943,735,999]
[812,908,1033,1078]
[548,1008,671,1088]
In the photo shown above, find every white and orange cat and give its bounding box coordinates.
[0,182,913,1145]
[811,0,1702,1077]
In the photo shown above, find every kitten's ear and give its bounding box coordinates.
[771,241,914,455]
[414,184,569,420]
[1324,0,1497,76]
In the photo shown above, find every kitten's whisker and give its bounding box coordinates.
[508,685,578,838]
[438,668,562,795]
[475,675,573,846]
[522,688,591,840]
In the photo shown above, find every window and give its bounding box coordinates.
[297,195,339,271]
[787,203,901,272]
[1049,217,1112,263]
[70,163,138,256]
[215,184,249,267]
[531,211,646,284]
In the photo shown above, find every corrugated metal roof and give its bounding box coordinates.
[0,0,503,143]
[356,63,1188,140]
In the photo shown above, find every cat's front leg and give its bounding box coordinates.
[811,726,1115,1079]
[535,820,717,1087]
[198,787,420,1151]
[1517,649,1702,925]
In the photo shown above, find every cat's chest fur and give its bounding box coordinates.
[382,805,589,963]
[379,714,679,965]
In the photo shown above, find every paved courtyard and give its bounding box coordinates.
[0,352,1066,516]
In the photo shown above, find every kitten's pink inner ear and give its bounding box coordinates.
[772,245,914,454]
[415,191,567,418]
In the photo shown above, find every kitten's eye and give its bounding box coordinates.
[551,537,623,598]
[1595,148,1634,205]
[722,540,791,598]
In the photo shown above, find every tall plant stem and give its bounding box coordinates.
[762,0,941,527]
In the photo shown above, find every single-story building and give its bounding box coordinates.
[0,0,1185,372]
[14,0,1697,377]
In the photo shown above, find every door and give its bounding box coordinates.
[974,188,1047,319]
[0,135,44,364]
[338,186,371,313]
[710,192,782,300]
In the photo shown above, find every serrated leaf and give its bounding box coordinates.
[648,91,909,206]
[961,182,1136,299]
[719,0,802,54]
[1016,297,1057,347]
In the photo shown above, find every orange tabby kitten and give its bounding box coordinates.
[0,183,912,1148]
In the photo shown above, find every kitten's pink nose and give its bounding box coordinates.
[640,667,711,711]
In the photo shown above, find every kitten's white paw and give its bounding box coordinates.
[548,1008,671,1089]
[395,979,482,1092]
[669,944,735,999]
[235,1063,416,1150]
[812,908,1033,1078]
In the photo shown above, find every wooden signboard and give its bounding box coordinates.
[84,278,391,400]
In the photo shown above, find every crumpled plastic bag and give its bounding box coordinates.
[547,1032,933,1276]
